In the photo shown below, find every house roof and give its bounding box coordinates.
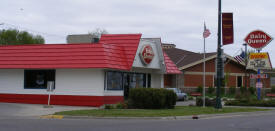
[0,34,142,70]
[163,52,182,74]
[164,47,244,70]
[164,48,214,67]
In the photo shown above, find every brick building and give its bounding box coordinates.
[163,46,262,92]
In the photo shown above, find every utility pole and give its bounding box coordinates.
[215,0,223,109]
[243,43,248,89]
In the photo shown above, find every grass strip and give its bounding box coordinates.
[54,106,269,117]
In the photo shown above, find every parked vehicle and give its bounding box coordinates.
[166,88,188,101]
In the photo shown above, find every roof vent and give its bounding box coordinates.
[66,34,100,44]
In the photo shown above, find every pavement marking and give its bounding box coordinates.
[40,115,64,119]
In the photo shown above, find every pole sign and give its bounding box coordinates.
[256,82,263,88]
[250,74,268,79]
[244,30,273,50]
[222,13,234,45]
[247,52,272,69]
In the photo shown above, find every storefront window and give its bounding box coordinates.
[24,70,55,89]
[106,72,123,90]
[105,71,150,91]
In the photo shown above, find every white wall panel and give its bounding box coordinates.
[55,69,105,96]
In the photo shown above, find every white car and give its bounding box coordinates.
[166,88,188,101]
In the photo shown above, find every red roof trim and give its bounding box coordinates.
[163,52,182,74]
[0,34,142,70]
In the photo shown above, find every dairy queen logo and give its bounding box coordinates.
[139,45,154,65]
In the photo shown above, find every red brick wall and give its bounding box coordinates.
[184,74,213,87]
[227,76,236,87]
[183,59,250,88]
[187,59,215,72]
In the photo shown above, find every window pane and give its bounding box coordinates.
[107,72,123,90]
[24,70,55,89]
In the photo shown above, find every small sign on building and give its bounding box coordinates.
[250,74,268,79]
[256,82,263,88]
[247,52,272,70]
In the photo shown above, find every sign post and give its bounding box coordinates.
[46,81,54,107]
[244,30,273,100]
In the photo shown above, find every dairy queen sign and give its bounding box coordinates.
[244,30,273,50]
[139,44,155,65]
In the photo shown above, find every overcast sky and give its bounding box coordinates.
[1,0,275,65]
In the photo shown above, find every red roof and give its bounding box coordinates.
[100,34,142,68]
[0,34,142,70]
[163,52,182,74]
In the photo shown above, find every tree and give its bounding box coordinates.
[0,29,45,45]
[88,28,108,38]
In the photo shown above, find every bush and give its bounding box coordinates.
[196,97,216,107]
[197,86,203,93]
[229,86,236,95]
[271,86,275,93]
[225,99,275,107]
[128,88,177,109]
[220,87,225,95]
[207,86,215,94]
[248,87,256,95]
[115,102,128,109]
[104,104,114,109]
[240,86,247,94]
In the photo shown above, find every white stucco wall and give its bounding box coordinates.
[0,68,163,96]
[151,73,164,88]
[0,69,25,94]
[55,69,105,96]
[0,69,107,96]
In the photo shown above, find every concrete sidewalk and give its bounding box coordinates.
[0,103,97,117]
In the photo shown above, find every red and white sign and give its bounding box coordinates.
[139,45,154,65]
[250,74,268,79]
[244,30,273,50]
[256,82,263,88]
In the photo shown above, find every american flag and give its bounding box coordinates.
[203,23,211,38]
[234,51,245,63]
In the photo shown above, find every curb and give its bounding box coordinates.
[40,115,64,119]
[48,110,275,120]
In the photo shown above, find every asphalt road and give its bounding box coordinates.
[1,111,275,131]
[1,102,275,131]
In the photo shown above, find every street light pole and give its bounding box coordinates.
[243,43,248,89]
[215,0,223,109]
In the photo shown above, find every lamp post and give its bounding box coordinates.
[243,43,248,89]
[215,0,223,109]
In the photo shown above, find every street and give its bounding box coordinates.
[1,103,275,131]
[1,111,275,131]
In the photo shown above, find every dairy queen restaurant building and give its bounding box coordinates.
[0,34,182,107]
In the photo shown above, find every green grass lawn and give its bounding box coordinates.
[54,106,269,117]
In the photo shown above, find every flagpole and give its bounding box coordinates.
[203,22,206,108]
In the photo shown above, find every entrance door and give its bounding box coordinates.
[123,73,148,99]
[123,73,130,99]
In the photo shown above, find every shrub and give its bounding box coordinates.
[240,86,247,94]
[248,87,256,95]
[197,86,203,93]
[115,102,128,109]
[189,96,194,100]
[128,88,177,109]
[271,86,275,93]
[207,86,215,94]
[225,99,275,107]
[104,104,114,109]
[196,97,216,107]
[229,86,236,95]
[220,87,225,95]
